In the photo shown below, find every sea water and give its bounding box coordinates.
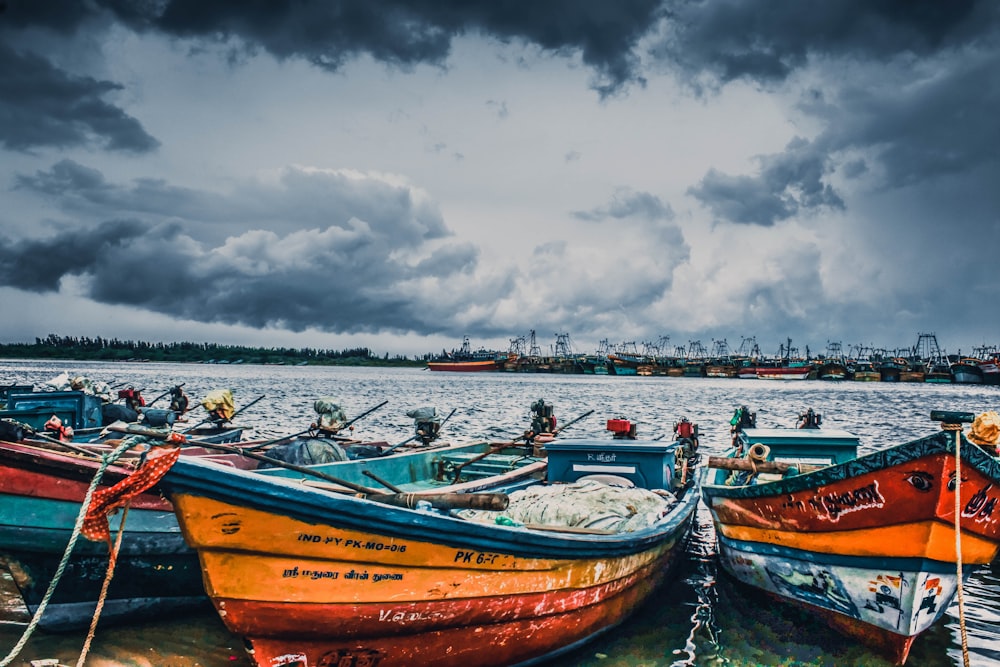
[1,359,999,667]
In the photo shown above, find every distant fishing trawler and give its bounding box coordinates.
[427,336,510,372]
[425,332,1000,383]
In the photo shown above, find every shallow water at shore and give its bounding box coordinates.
[2,359,1000,666]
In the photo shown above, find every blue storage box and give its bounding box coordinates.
[544,438,677,490]
[6,391,103,430]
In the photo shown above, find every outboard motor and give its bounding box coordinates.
[673,417,699,457]
[169,385,190,414]
[797,408,822,429]
[528,399,556,438]
[118,387,146,412]
[607,418,637,439]
[729,405,757,449]
[406,406,441,445]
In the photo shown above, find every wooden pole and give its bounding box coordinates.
[705,456,823,474]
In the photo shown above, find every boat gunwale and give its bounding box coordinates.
[162,454,702,560]
[701,430,999,500]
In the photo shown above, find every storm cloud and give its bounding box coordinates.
[688,138,844,226]
[1,1,1000,354]
[0,42,159,153]
[15,160,452,245]
[2,163,484,334]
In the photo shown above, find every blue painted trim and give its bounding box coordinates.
[716,534,970,575]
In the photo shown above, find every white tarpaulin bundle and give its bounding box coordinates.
[42,372,111,401]
[313,398,347,429]
[458,479,677,533]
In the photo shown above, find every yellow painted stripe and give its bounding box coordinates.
[199,547,667,604]
[173,494,675,604]
[716,520,1000,563]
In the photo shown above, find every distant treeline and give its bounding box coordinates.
[0,334,426,367]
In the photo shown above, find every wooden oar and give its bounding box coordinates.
[240,399,390,453]
[300,480,508,511]
[146,383,185,408]
[362,469,404,493]
[22,427,110,458]
[324,399,388,436]
[551,409,595,436]
[706,456,823,475]
[450,442,510,484]
[107,424,379,494]
[451,409,595,483]
[107,424,507,510]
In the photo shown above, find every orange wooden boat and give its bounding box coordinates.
[159,436,700,667]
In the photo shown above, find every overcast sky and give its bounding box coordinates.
[1,1,998,358]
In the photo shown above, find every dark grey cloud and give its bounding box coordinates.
[0,219,148,291]
[806,48,1000,191]
[0,162,494,336]
[0,42,159,153]
[15,159,451,246]
[0,0,664,156]
[655,0,993,86]
[125,0,662,97]
[668,0,1000,227]
[688,137,844,226]
[2,0,663,104]
[0,217,483,335]
[572,187,675,222]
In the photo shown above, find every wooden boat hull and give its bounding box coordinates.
[979,361,1000,385]
[755,366,811,380]
[161,453,700,667]
[702,431,1000,664]
[817,362,848,381]
[426,360,502,372]
[0,438,538,630]
[0,443,206,630]
[719,542,948,663]
[950,363,984,385]
[242,566,660,666]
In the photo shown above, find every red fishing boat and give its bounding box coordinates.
[427,336,509,372]
[702,410,1000,665]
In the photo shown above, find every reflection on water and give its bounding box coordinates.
[2,360,999,666]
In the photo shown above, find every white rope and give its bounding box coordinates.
[948,423,970,667]
[0,440,134,667]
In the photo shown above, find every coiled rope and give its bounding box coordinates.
[0,439,135,667]
[943,422,970,667]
